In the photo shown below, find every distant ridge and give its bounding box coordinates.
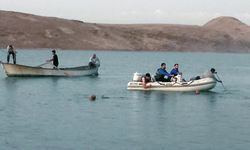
[203,16,250,42]
[0,10,250,52]
[204,16,247,28]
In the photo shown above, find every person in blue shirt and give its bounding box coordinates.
[170,63,187,82]
[155,63,174,82]
[170,63,180,76]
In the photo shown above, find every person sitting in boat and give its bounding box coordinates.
[155,63,174,82]
[47,49,59,68]
[170,63,181,76]
[7,45,17,64]
[201,68,217,78]
[190,68,222,82]
[142,73,152,88]
[170,63,186,82]
[89,54,100,68]
[202,68,222,82]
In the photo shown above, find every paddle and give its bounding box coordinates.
[37,61,51,67]
[215,73,226,90]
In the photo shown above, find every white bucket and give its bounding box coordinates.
[133,72,143,82]
[176,75,182,83]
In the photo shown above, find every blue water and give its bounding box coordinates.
[0,50,250,150]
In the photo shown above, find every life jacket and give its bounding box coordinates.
[154,68,163,81]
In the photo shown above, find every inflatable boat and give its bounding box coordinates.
[127,72,217,92]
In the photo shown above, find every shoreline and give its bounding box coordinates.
[1,48,249,54]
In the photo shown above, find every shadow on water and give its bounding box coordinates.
[127,90,230,105]
[63,82,233,104]
[1,77,19,92]
[1,76,60,86]
[1,75,99,84]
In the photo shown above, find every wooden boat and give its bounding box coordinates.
[127,72,217,92]
[1,62,99,77]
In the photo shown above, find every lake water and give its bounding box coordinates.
[0,50,250,150]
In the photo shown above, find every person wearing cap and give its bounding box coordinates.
[47,49,59,68]
[89,54,100,68]
[7,45,17,64]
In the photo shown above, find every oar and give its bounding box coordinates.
[37,61,51,67]
[215,73,226,90]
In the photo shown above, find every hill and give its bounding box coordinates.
[0,10,250,52]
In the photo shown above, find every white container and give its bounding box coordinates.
[176,75,182,83]
[133,72,143,82]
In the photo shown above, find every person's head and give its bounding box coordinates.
[174,63,179,69]
[92,54,96,58]
[210,68,216,74]
[9,45,13,48]
[52,49,56,54]
[161,63,166,69]
[145,73,151,77]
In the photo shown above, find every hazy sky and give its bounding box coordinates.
[0,0,250,25]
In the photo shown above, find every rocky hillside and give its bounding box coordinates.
[0,10,250,52]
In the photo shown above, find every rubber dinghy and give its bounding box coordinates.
[127,73,217,92]
[1,62,99,77]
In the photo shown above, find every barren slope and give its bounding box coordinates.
[0,10,250,52]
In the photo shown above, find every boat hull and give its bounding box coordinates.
[1,63,99,77]
[127,78,217,92]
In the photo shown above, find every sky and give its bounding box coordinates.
[0,0,250,25]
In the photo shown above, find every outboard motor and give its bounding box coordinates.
[133,72,143,82]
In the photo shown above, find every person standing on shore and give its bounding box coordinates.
[7,45,16,64]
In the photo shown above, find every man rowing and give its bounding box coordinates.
[47,49,59,68]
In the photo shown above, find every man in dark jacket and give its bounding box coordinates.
[47,49,59,68]
[155,63,173,82]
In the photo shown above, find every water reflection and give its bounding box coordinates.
[202,91,219,103]
[1,78,19,100]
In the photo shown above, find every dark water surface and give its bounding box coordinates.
[0,50,250,150]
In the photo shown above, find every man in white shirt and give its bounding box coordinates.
[89,54,100,67]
